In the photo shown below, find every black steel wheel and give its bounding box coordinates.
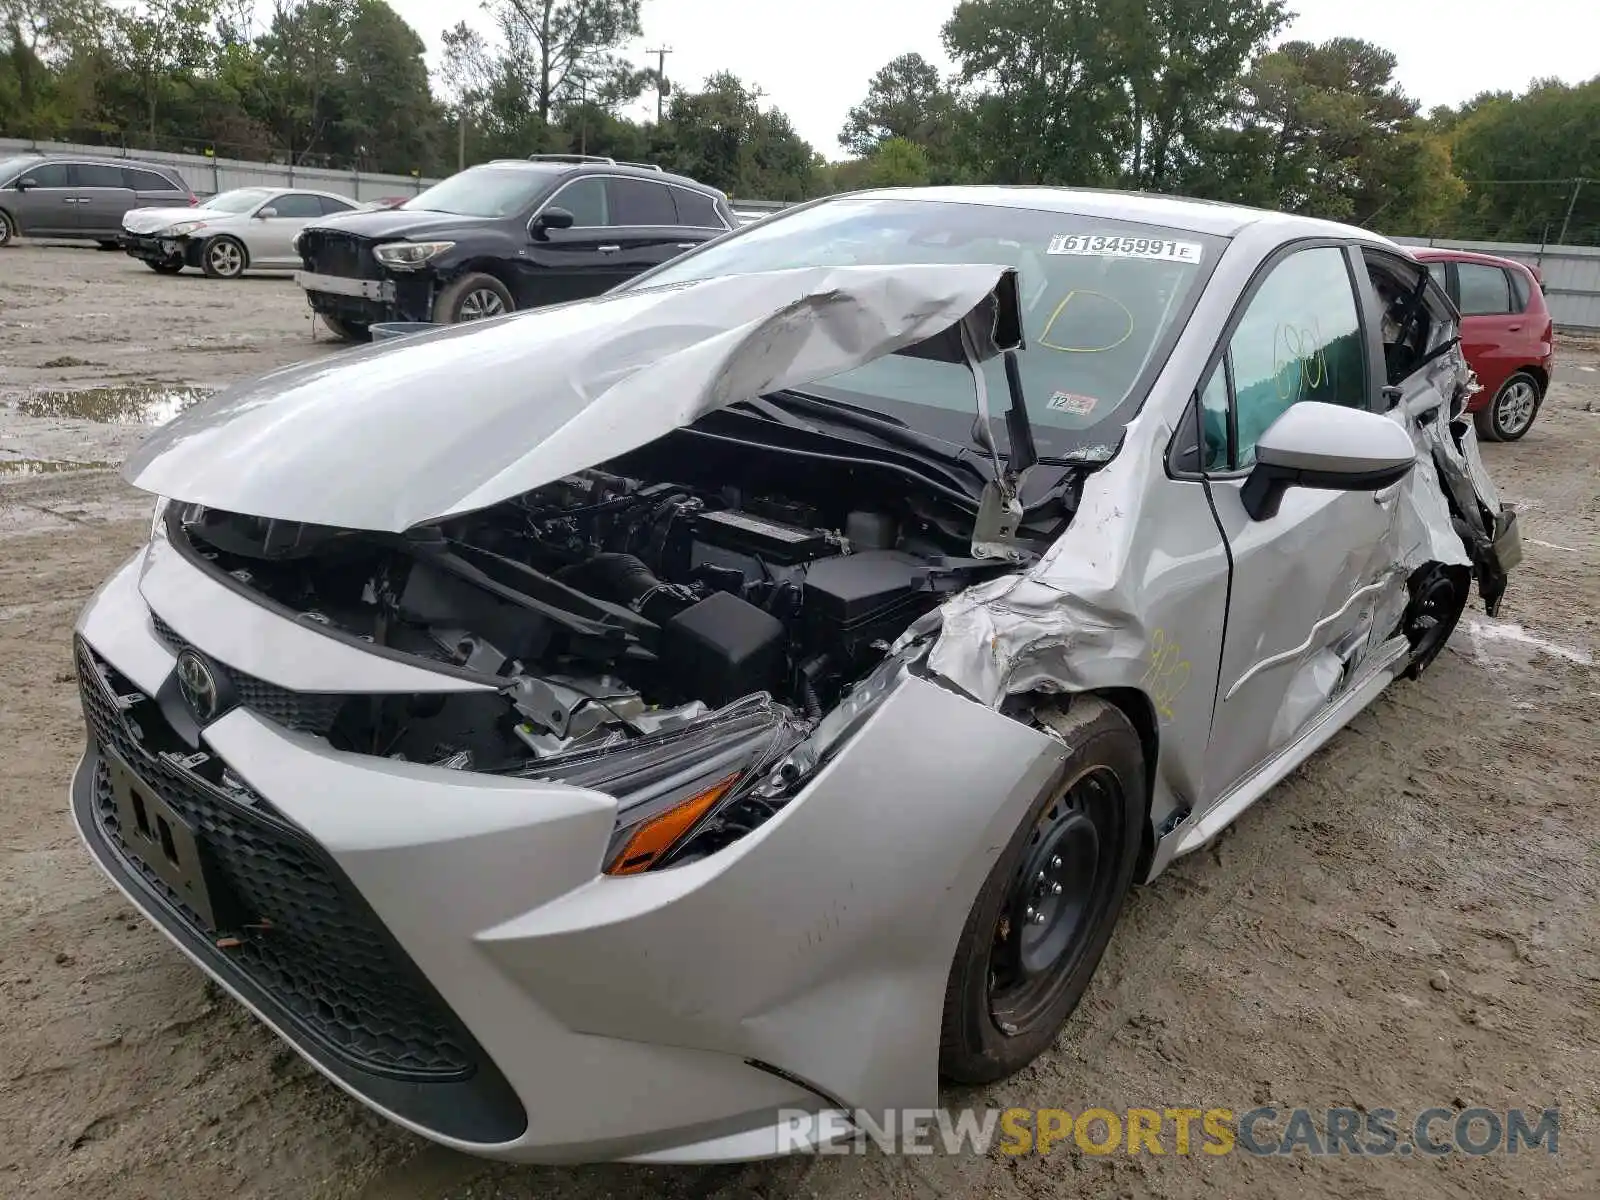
[1401,564,1468,679]
[940,696,1144,1084]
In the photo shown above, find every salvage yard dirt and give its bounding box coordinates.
[3,244,1598,1200]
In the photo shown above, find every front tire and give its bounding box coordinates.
[434,272,513,323]
[1474,371,1541,442]
[939,696,1144,1084]
[200,235,247,279]
[0,209,14,247]
[320,314,371,342]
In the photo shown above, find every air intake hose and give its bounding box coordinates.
[557,553,698,626]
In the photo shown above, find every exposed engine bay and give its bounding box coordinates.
[169,452,1026,799]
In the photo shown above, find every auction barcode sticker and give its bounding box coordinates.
[1047,234,1203,264]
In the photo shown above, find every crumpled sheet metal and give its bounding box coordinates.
[919,358,1486,712]
[123,263,1016,532]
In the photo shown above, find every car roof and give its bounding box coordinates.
[480,158,722,194]
[844,185,1394,244]
[1410,246,1536,275]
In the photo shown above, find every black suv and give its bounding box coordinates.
[293,156,736,340]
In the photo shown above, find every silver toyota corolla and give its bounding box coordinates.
[71,188,1520,1163]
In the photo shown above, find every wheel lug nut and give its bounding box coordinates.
[1051,882,1063,896]
[1025,906,1037,923]
[1050,855,1062,869]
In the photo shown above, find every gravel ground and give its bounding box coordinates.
[2,242,1598,1200]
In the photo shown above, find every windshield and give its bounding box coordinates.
[200,188,274,214]
[0,155,42,185]
[402,166,558,218]
[631,196,1224,459]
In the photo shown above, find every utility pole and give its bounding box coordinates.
[457,108,466,173]
[648,46,672,123]
[1556,177,1586,246]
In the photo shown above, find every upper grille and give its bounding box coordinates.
[149,611,345,735]
[304,231,380,279]
[78,639,474,1081]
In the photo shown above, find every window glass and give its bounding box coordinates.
[403,165,560,217]
[24,162,71,187]
[1457,262,1512,314]
[71,163,128,188]
[1199,363,1231,473]
[1507,268,1531,312]
[671,186,723,228]
[317,194,355,214]
[1226,247,1366,468]
[266,193,324,218]
[549,177,609,226]
[609,178,676,225]
[125,167,177,192]
[1424,261,1448,291]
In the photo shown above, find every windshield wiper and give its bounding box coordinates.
[760,389,990,468]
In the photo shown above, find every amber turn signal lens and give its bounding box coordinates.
[605,773,740,876]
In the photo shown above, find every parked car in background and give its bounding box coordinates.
[293,155,735,340]
[121,186,360,278]
[0,153,194,248]
[1412,247,1556,441]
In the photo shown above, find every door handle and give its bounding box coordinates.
[1507,323,1522,331]
[596,244,621,253]
[1373,483,1402,504]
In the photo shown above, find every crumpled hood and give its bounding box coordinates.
[121,206,202,234]
[123,263,1015,532]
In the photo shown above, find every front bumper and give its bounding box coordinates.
[295,270,436,325]
[71,546,1066,1161]
[122,232,196,265]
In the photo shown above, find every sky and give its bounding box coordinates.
[381,0,1597,157]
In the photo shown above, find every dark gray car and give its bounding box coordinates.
[0,154,194,247]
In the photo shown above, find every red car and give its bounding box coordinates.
[1412,248,1556,441]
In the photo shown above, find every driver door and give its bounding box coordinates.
[1199,243,1405,802]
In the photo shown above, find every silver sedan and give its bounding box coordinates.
[120,186,359,278]
[74,187,1518,1162]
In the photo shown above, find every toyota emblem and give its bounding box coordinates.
[175,649,220,723]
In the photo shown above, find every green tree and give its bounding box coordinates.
[489,0,641,126]
[1194,38,1451,229]
[840,52,953,156]
[663,72,818,199]
[1447,77,1600,243]
[941,0,1284,187]
[859,136,931,187]
[112,0,220,140]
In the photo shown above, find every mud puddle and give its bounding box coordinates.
[0,458,117,477]
[4,384,212,424]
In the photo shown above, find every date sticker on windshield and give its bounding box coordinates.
[1047,390,1099,415]
[1047,234,1202,264]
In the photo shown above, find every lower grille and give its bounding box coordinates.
[78,638,471,1080]
[149,611,345,735]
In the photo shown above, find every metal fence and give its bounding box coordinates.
[1394,237,1600,330]
[0,135,439,202]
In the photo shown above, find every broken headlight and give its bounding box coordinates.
[510,696,805,875]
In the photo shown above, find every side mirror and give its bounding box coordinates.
[256,207,278,219]
[530,206,575,238]
[16,177,38,191]
[1241,401,1415,521]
